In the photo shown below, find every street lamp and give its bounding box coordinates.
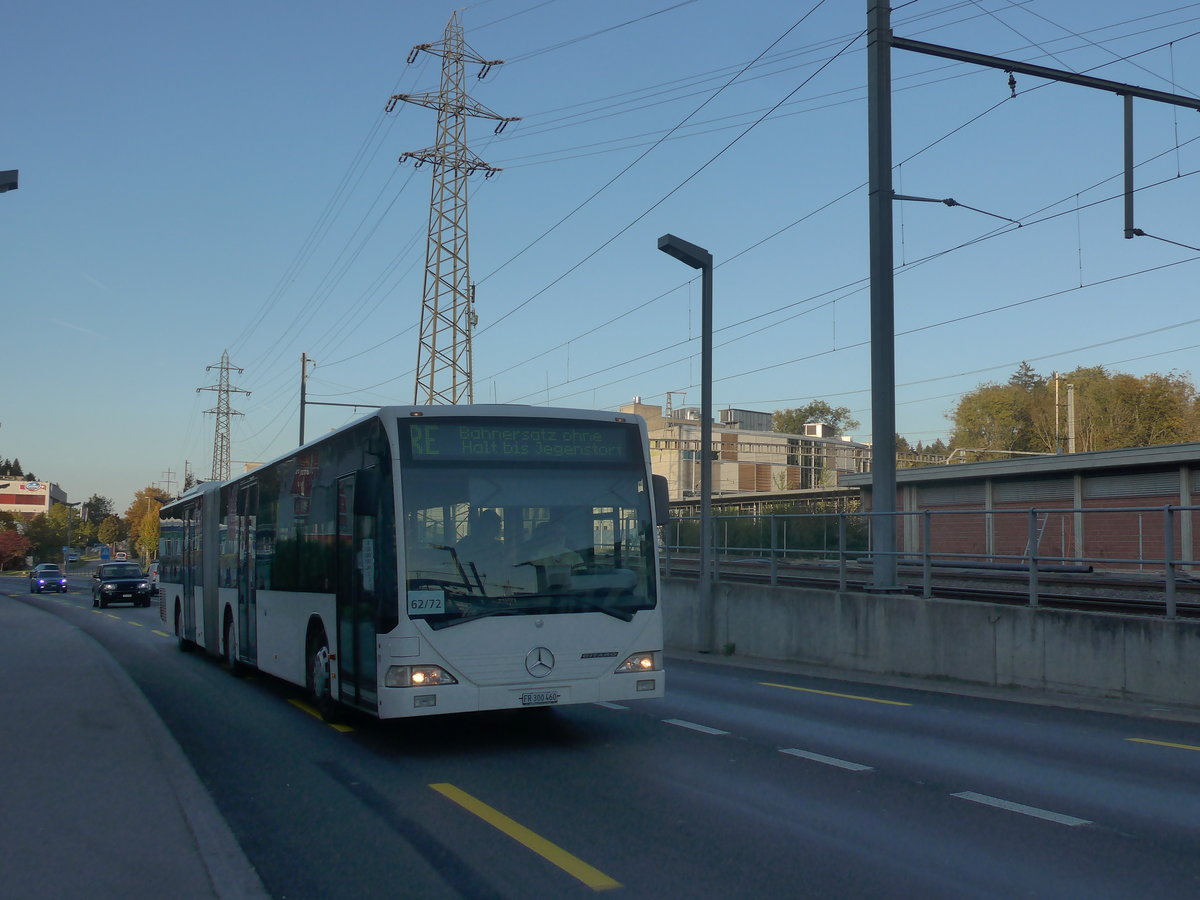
[62,501,81,572]
[657,233,714,652]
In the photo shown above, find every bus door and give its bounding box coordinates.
[336,471,379,710]
[236,481,258,664]
[180,505,198,641]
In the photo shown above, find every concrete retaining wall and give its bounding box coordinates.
[662,577,1200,708]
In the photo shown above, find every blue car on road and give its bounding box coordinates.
[30,564,69,593]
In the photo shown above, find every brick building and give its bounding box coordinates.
[841,443,1200,567]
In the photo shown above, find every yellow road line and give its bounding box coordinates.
[430,783,621,892]
[128,621,144,627]
[761,682,912,707]
[152,630,170,638]
[286,698,354,732]
[106,614,121,620]
[1128,737,1200,753]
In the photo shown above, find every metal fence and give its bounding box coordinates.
[662,504,1200,617]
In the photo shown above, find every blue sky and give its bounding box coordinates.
[5,0,1200,512]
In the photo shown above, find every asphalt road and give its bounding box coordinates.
[9,572,1200,898]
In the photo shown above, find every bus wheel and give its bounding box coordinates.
[223,614,242,676]
[175,602,192,653]
[307,632,338,722]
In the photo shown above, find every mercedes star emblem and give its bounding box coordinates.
[525,646,555,678]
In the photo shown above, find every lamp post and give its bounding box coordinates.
[62,501,81,573]
[657,233,714,652]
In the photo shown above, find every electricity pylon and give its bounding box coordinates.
[387,11,519,405]
[198,350,250,482]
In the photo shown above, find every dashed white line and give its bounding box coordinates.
[664,718,729,735]
[780,748,874,771]
[952,792,1092,827]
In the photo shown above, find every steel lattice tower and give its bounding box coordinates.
[197,350,250,482]
[387,12,518,405]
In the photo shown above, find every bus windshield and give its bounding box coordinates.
[399,418,657,629]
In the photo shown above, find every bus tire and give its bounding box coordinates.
[307,629,338,722]
[175,601,193,653]
[223,612,242,676]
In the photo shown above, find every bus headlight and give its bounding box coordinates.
[384,665,458,688]
[615,651,660,673]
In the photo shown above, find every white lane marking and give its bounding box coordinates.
[594,701,628,710]
[780,748,874,771]
[664,718,729,735]
[952,792,1092,827]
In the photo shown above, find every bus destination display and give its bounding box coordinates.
[406,420,632,463]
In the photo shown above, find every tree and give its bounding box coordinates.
[772,401,860,436]
[21,504,84,560]
[136,501,161,562]
[83,494,114,524]
[948,381,1039,458]
[97,515,124,547]
[23,514,61,561]
[949,363,1200,457]
[75,518,98,547]
[0,530,31,570]
[124,486,172,544]
[1008,361,1045,391]
[0,458,38,480]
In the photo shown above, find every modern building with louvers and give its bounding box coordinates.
[620,399,875,503]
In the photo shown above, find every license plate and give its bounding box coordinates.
[519,691,561,706]
[121,593,132,598]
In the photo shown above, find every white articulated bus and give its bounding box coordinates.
[159,405,667,719]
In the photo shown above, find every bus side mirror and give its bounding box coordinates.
[652,475,669,527]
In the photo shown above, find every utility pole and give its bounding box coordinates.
[1054,373,1063,454]
[299,352,313,446]
[388,11,519,405]
[1067,383,1077,453]
[197,350,250,482]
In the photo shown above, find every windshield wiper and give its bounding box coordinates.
[432,602,545,629]
[429,543,486,594]
[447,593,634,625]
[569,597,633,622]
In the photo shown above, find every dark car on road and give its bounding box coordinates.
[30,564,69,593]
[92,562,154,608]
